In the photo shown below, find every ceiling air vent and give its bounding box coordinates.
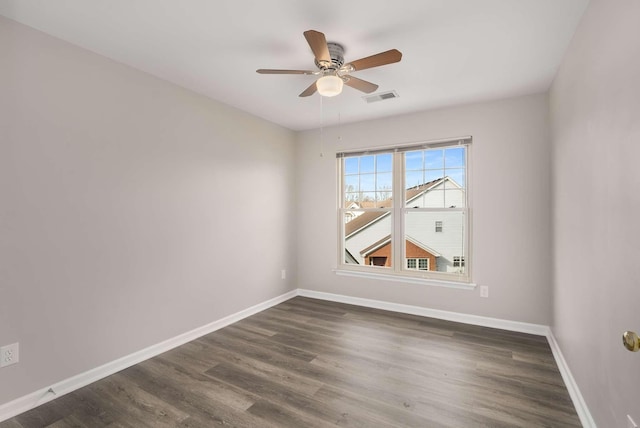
[363,91,399,103]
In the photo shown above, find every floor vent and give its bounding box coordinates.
[363,90,399,103]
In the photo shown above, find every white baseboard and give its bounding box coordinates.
[546,331,597,428]
[297,289,550,336]
[298,289,596,427]
[0,289,297,423]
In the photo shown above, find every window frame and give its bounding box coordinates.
[337,137,473,287]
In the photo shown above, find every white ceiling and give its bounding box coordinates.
[0,0,589,131]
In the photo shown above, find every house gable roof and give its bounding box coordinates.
[360,235,392,257]
[345,210,391,238]
[344,177,447,238]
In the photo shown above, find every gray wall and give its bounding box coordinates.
[0,16,297,405]
[549,0,640,426]
[295,93,553,325]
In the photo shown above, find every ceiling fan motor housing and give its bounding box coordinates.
[315,42,345,71]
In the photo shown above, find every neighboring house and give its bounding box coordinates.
[344,177,466,273]
[344,200,384,223]
[344,201,362,223]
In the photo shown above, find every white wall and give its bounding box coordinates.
[0,16,296,406]
[549,0,640,426]
[296,93,552,324]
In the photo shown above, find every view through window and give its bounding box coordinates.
[339,138,471,282]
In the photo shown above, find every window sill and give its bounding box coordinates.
[333,268,476,290]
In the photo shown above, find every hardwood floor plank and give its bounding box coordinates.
[0,420,23,428]
[86,372,190,427]
[313,385,452,428]
[0,297,581,428]
[137,358,255,412]
[202,325,318,362]
[246,399,327,428]
[205,363,345,428]
[189,341,324,396]
[49,390,120,428]
[120,364,274,428]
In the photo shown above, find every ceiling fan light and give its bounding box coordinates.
[316,75,343,97]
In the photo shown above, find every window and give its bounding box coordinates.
[407,258,429,271]
[453,256,465,268]
[338,137,471,283]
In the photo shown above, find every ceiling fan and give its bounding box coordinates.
[257,30,402,98]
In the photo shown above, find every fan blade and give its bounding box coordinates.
[346,49,402,71]
[344,76,379,94]
[303,30,331,65]
[299,81,317,97]
[256,69,316,75]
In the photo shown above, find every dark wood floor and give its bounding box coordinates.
[1,297,581,427]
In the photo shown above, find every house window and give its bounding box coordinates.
[338,137,471,283]
[370,257,388,267]
[407,258,429,271]
[453,256,465,267]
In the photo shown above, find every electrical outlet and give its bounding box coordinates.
[628,415,638,428]
[480,286,489,298]
[0,343,19,368]
[281,269,286,280]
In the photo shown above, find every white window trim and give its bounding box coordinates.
[337,137,473,288]
[333,268,476,290]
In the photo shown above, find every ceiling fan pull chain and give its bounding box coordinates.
[319,95,324,157]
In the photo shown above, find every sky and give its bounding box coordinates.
[344,147,466,204]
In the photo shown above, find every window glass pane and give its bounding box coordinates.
[344,193,359,203]
[375,192,392,206]
[344,175,359,193]
[447,168,466,188]
[359,156,375,173]
[345,157,359,175]
[406,170,424,189]
[405,147,466,207]
[376,172,392,194]
[344,210,393,268]
[360,192,377,204]
[359,173,376,192]
[405,211,465,275]
[444,147,465,168]
[405,151,423,170]
[343,154,393,209]
[424,169,443,184]
[425,150,444,169]
[410,189,446,208]
[376,154,393,172]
